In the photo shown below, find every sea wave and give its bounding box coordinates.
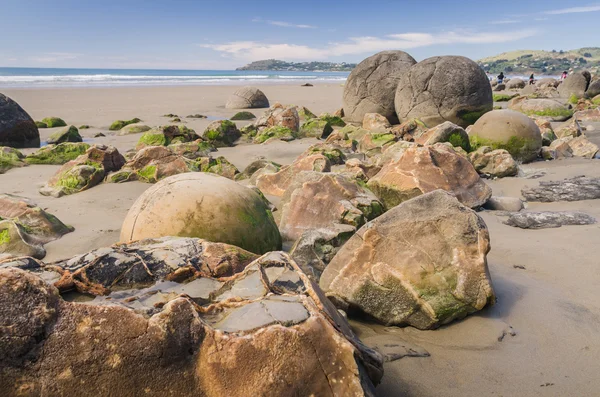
[0,73,348,87]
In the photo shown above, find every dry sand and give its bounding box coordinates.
[2,84,600,396]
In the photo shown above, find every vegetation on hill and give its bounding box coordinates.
[236,59,356,71]
[478,47,600,75]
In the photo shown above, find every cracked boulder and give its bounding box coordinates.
[394,56,493,128]
[367,143,492,209]
[256,154,331,197]
[0,250,383,396]
[504,211,596,229]
[136,125,200,150]
[225,86,269,109]
[0,93,40,148]
[343,50,417,124]
[320,190,495,329]
[121,173,281,255]
[279,172,384,242]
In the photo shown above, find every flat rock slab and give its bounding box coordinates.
[522,176,600,202]
[504,211,597,229]
[361,334,430,362]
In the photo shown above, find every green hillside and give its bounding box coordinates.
[478,47,600,75]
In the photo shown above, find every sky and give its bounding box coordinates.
[1,0,599,70]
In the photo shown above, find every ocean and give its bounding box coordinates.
[0,67,349,88]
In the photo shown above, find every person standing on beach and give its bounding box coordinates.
[529,73,535,85]
[497,72,505,84]
[561,71,568,80]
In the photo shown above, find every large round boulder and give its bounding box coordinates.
[506,78,526,89]
[558,71,591,98]
[468,109,542,163]
[395,56,493,128]
[225,86,269,109]
[0,93,40,148]
[343,50,416,124]
[120,173,282,254]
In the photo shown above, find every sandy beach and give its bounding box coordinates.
[2,83,600,397]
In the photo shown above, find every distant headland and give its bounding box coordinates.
[236,59,356,72]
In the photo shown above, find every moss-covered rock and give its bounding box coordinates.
[202,120,241,147]
[302,144,346,165]
[25,142,90,165]
[79,125,91,129]
[253,126,296,144]
[230,111,256,120]
[46,126,82,145]
[136,125,199,149]
[0,147,25,174]
[41,117,67,128]
[319,113,346,127]
[168,140,215,159]
[297,106,317,121]
[469,110,542,163]
[35,121,48,129]
[109,118,141,131]
[298,119,333,139]
[196,156,239,179]
[492,93,518,102]
[118,123,151,136]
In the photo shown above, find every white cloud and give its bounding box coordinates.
[490,20,521,24]
[28,52,79,63]
[201,29,538,61]
[252,18,316,29]
[544,5,600,14]
[534,17,549,21]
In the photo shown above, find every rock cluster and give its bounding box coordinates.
[0,243,383,396]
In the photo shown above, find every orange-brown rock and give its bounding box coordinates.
[367,144,492,209]
[320,190,495,329]
[362,113,391,130]
[256,154,331,197]
[279,172,384,242]
[0,251,383,396]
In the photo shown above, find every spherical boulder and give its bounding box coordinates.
[343,50,416,124]
[558,71,591,98]
[395,56,493,128]
[506,78,526,89]
[586,78,600,98]
[225,86,269,109]
[0,93,40,148]
[468,109,542,163]
[120,173,282,254]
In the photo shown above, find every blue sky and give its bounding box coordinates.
[1,0,599,69]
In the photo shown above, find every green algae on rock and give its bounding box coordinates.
[109,117,141,131]
[230,111,256,120]
[468,109,542,163]
[41,117,67,128]
[320,190,495,329]
[0,147,25,174]
[46,126,82,145]
[120,173,282,254]
[253,126,296,144]
[298,119,333,139]
[202,120,241,147]
[25,142,90,165]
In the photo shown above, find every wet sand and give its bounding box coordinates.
[2,84,600,396]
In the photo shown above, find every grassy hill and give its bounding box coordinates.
[478,47,600,75]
